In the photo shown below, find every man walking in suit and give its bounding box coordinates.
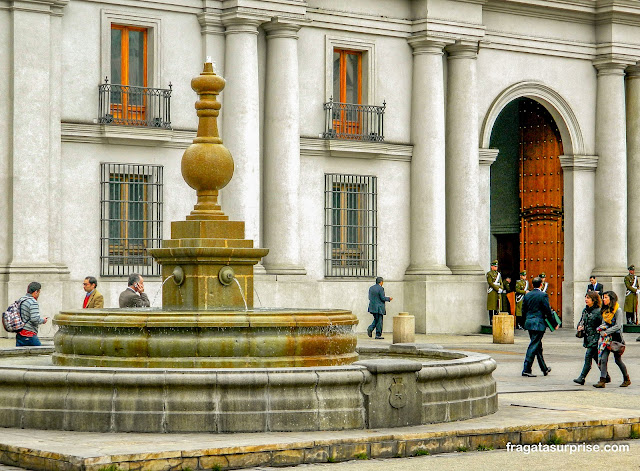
[522,277,552,377]
[82,276,104,308]
[119,273,151,308]
[367,277,392,340]
[586,275,604,298]
[624,265,638,325]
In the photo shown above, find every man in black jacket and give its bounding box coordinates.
[586,275,604,298]
[522,277,552,377]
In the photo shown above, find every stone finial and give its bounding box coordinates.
[181,62,233,220]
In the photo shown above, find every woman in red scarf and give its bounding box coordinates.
[594,291,630,388]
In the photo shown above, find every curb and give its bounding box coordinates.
[2,417,639,471]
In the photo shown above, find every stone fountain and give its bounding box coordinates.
[0,64,497,434]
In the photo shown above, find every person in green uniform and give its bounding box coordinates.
[515,270,529,330]
[624,265,638,325]
[539,273,548,293]
[486,260,502,325]
[501,276,512,313]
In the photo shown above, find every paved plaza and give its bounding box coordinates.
[1,328,640,470]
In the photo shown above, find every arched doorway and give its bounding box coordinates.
[490,97,564,314]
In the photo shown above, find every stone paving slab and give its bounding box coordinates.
[0,395,639,471]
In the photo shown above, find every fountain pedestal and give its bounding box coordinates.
[150,219,267,310]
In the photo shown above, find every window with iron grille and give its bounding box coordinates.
[100,163,163,276]
[325,174,377,277]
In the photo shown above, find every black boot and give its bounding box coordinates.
[573,377,585,385]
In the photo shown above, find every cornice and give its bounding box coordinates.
[479,148,499,166]
[559,154,598,171]
[484,0,595,25]
[484,29,595,60]
[2,0,69,15]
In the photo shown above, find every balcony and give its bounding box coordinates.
[323,99,385,142]
[98,78,172,129]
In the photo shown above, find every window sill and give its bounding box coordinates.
[301,137,412,162]
[62,122,196,148]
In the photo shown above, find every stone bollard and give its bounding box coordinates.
[492,314,514,344]
[393,312,415,344]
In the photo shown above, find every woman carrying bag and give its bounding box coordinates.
[574,291,603,385]
[594,291,631,388]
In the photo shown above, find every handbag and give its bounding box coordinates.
[575,312,585,338]
[610,340,626,354]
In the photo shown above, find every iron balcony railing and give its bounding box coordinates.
[323,98,386,142]
[98,78,172,129]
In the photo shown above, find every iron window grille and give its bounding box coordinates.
[325,174,377,277]
[98,78,172,129]
[100,163,163,276]
[323,98,385,141]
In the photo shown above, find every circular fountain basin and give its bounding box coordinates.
[53,308,358,368]
[0,344,497,433]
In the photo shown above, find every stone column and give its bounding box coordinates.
[221,17,263,244]
[262,19,305,274]
[593,61,628,275]
[626,66,640,265]
[478,149,499,267]
[445,41,482,274]
[560,155,598,326]
[405,38,449,275]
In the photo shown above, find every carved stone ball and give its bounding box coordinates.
[181,142,234,192]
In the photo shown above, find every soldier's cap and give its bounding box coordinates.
[520,270,527,276]
[491,260,498,267]
[629,265,635,271]
[539,273,546,278]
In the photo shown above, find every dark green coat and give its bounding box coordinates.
[624,274,638,313]
[515,279,528,317]
[486,270,501,310]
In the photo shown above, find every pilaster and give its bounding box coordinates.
[444,41,483,274]
[220,16,264,245]
[626,66,640,267]
[478,149,499,269]
[592,60,629,277]
[262,18,306,275]
[405,36,451,276]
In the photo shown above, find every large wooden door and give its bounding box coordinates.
[519,99,564,314]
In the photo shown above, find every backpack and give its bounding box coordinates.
[2,298,26,333]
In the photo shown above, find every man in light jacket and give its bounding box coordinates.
[16,282,49,347]
[367,277,392,340]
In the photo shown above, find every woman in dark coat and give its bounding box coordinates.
[594,291,630,388]
[573,291,603,385]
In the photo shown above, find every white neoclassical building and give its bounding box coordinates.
[2,0,640,338]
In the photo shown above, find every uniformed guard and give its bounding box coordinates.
[486,260,502,325]
[501,276,512,313]
[539,273,548,293]
[624,265,638,325]
[515,270,529,329]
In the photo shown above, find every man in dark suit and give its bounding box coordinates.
[119,273,151,308]
[367,276,392,339]
[522,277,552,377]
[586,275,604,298]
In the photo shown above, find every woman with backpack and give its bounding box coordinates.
[573,291,603,385]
